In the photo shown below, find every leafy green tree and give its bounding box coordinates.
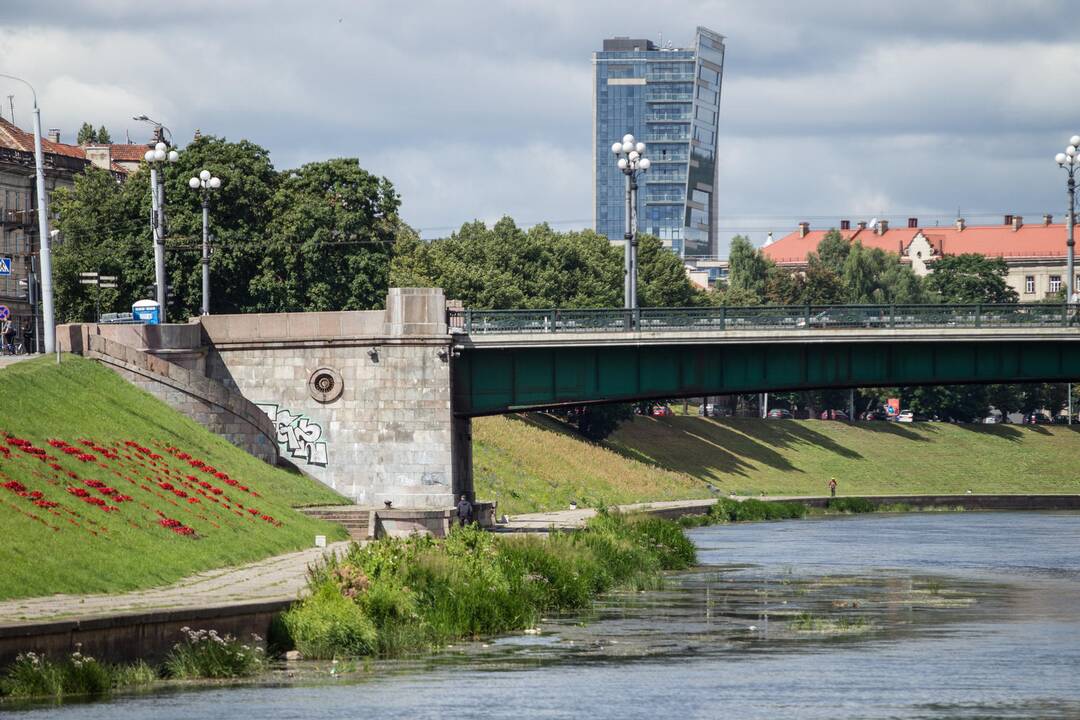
[904,384,989,422]
[841,241,878,302]
[813,229,850,275]
[728,235,769,299]
[97,125,112,144]
[76,122,97,145]
[574,403,634,441]
[392,218,633,309]
[926,254,1018,304]
[636,234,703,307]
[250,158,399,312]
[800,256,845,304]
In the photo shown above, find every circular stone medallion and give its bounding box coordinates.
[308,366,344,403]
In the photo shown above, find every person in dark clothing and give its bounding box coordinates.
[456,494,473,527]
[21,322,33,354]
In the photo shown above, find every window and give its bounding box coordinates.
[698,66,719,85]
[1025,276,1035,294]
[1049,275,1062,293]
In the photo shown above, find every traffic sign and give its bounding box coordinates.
[0,305,9,321]
[0,257,11,277]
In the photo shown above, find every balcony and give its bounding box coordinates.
[646,175,687,184]
[646,133,690,143]
[647,93,693,102]
[646,72,694,82]
[645,194,685,204]
[646,114,691,122]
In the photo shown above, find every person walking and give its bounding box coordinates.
[828,477,838,497]
[455,494,473,528]
[1,320,13,355]
[21,321,33,354]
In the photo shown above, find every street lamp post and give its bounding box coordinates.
[611,133,650,310]
[1057,135,1080,426]
[144,141,179,322]
[0,74,55,353]
[188,170,221,315]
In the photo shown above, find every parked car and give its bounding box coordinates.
[1022,412,1052,425]
[860,409,889,421]
[897,410,915,423]
[820,409,849,420]
[982,414,1004,424]
[1051,414,1072,425]
[767,408,793,419]
[650,405,673,418]
[698,403,714,417]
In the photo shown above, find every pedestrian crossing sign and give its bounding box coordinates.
[0,257,10,277]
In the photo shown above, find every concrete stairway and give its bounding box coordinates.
[299,506,373,541]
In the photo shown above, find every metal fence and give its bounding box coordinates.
[449,304,1080,335]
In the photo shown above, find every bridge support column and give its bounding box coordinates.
[451,415,473,502]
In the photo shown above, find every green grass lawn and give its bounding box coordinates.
[0,355,348,600]
[475,413,1080,513]
[473,414,713,515]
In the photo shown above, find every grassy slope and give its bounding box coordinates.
[0,356,348,600]
[475,413,1080,514]
[473,414,713,515]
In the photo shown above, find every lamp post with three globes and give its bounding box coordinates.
[188,170,221,316]
[143,141,179,322]
[611,133,650,310]
[1054,134,1080,305]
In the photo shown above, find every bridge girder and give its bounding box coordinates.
[452,339,1080,416]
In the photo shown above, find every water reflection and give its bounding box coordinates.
[12,512,1080,720]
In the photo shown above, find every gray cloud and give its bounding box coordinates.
[0,0,1077,251]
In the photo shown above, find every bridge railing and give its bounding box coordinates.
[449,303,1080,335]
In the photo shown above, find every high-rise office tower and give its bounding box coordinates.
[592,27,725,258]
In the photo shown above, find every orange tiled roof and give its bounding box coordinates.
[0,117,87,160]
[763,225,910,264]
[105,143,150,162]
[765,221,1070,263]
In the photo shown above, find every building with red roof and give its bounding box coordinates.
[765,215,1077,300]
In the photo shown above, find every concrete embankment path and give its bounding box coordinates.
[0,542,349,626]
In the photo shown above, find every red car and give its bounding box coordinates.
[650,405,673,417]
[820,409,849,420]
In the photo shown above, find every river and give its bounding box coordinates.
[15,511,1080,719]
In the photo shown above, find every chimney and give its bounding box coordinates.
[47,128,60,144]
[1012,215,1023,231]
[798,222,809,238]
[1044,213,1054,226]
[857,221,867,231]
[876,219,889,235]
[907,217,918,228]
[1003,214,1013,226]
[955,218,966,231]
[840,219,850,230]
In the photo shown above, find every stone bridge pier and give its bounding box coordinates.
[199,288,469,508]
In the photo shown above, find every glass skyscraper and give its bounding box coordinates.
[592,27,725,258]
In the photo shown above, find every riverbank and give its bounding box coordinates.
[1,512,696,703]
[475,413,1080,514]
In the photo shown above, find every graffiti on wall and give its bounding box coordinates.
[256,403,328,467]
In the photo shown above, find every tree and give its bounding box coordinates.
[926,254,1018,304]
[391,218,631,309]
[76,122,97,145]
[97,125,112,144]
[250,158,400,312]
[52,135,282,320]
[813,229,850,276]
[636,234,703,307]
[574,403,633,441]
[800,255,845,304]
[728,235,769,299]
[904,384,989,422]
[841,241,877,303]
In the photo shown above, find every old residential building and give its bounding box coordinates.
[764,215,1077,300]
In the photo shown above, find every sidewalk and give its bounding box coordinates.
[0,541,349,626]
[500,498,717,532]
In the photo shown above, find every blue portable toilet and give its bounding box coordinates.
[132,299,161,325]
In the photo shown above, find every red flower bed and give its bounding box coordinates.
[2,480,27,494]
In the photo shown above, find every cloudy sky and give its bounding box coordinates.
[1,0,1078,253]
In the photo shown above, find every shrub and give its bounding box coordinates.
[0,646,142,700]
[2,652,64,699]
[826,497,877,514]
[164,627,265,678]
[280,583,378,659]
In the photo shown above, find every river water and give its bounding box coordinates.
[16,511,1080,719]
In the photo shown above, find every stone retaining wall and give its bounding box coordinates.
[58,327,278,465]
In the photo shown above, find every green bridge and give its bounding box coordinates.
[449,304,1080,416]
